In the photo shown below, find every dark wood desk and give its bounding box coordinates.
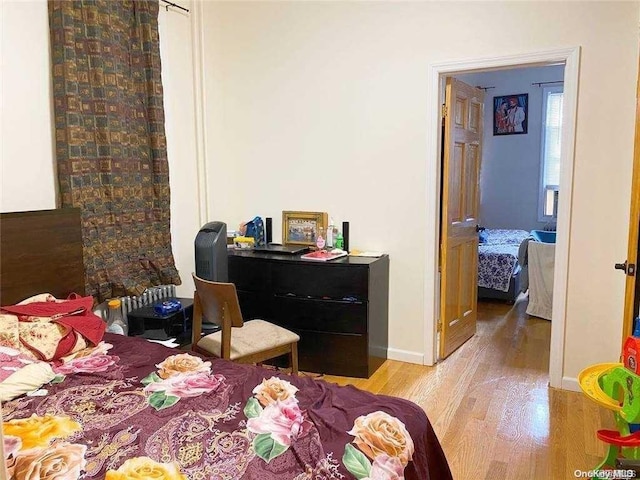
[228,250,389,378]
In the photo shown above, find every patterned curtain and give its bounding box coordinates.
[49,0,181,301]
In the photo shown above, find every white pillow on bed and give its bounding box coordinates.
[0,347,55,402]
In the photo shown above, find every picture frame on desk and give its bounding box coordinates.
[282,211,328,246]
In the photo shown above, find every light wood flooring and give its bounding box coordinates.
[323,295,615,480]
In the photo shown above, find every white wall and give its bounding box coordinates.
[157,2,201,297]
[1,0,200,298]
[1,0,57,212]
[2,0,638,386]
[458,65,565,232]
[201,1,639,381]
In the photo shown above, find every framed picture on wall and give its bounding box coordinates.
[493,93,528,135]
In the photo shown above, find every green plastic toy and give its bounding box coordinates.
[580,363,640,478]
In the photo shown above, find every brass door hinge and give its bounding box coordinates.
[441,104,447,118]
[437,321,442,333]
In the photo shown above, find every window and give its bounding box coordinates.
[539,86,563,220]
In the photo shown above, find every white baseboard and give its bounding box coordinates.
[386,348,424,365]
[561,376,580,392]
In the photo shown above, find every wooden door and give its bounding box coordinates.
[439,78,484,359]
[622,57,640,342]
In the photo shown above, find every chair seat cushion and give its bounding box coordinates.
[196,319,299,360]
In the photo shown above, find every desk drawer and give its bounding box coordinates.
[273,296,366,334]
[235,290,272,322]
[229,256,269,291]
[296,329,368,377]
[271,263,368,299]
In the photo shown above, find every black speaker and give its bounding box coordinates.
[342,221,349,252]
[266,217,272,244]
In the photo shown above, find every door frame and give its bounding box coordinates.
[423,47,581,389]
[622,56,640,342]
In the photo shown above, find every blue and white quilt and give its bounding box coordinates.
[478,229,530,292]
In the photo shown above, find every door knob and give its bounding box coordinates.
[615,261,637,276]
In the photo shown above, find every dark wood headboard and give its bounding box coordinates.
[0,208,86,305]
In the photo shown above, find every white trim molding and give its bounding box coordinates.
[190,0,209,226]
[561,376,581,393]
[424,47,581,391]
[549,47,581,390]
[387,348,425,365]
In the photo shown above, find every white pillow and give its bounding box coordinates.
[0,362,55,402]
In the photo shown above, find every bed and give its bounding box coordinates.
[1,208,453,480]
[477,228,531,303]
[525,240,556,320]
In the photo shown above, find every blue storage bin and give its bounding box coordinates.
[530,230,556,243]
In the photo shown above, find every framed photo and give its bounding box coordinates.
[282,211,328,246]
[493,93,528,135]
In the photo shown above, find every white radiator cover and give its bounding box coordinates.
[95,285,177,322]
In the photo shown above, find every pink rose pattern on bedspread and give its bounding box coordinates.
[0,347,41,382]
[342,411,415,480]
[1,334,452,480]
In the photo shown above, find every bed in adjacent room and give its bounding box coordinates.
[477,228,531,303]
[0,208,453,480]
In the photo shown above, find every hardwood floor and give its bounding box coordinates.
[323,295,615,480]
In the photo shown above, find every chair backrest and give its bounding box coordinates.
[192,274,244,329]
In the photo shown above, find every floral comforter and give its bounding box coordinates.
[478,229,530,292]
[2,334,452,480]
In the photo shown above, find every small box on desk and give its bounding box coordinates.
[127,297,194,342]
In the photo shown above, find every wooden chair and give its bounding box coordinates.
[191,274,299,374]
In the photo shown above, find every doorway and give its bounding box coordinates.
[423,48,581,389]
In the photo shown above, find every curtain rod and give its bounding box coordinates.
[475,86,495,91]
[532,80,564,87]
[160,0,189,13]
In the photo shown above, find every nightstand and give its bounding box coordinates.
[127,297,194,344]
